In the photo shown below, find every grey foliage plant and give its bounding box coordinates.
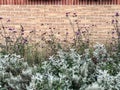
[0,54,36,90]
[27,43,120,90]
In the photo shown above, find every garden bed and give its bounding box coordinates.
[0,12,120,90]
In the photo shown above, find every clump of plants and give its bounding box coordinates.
[39,12,92,58]
[0,54,36,90]
[27,43,120,90]
[0,42,120,90]
[65,12,91,54]
[0,18,27,56]
[0,12,93,64]
[0,18,45,64]
[106,12,120,67]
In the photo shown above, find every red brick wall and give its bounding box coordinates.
[0,0,119,5]
[0,5,120,43]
